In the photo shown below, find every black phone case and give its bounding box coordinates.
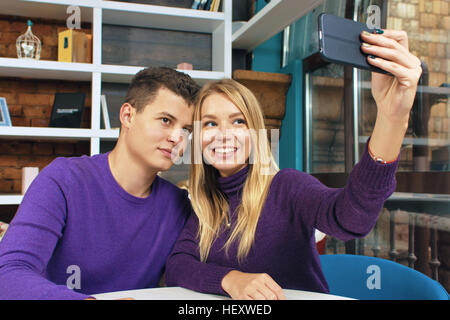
[318,13,389,74]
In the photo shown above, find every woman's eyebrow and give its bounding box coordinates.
[201,114,216,119]
[201,112,242,119]
[228,112,243,118]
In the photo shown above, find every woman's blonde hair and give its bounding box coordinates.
[189,79,279,263]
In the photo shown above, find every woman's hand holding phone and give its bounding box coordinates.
[221,270,286,300]
[361,29,422,162]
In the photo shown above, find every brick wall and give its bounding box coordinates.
[0,15,91,60]
[387,0,450,169]
[0,16,92,222]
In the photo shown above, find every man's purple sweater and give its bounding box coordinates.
[165,144,398,295]
[0,152,190,300]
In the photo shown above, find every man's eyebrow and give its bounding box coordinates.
[157,111,192,130]
[156,112,177,120]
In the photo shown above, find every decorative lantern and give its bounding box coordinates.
[16,20,41,60]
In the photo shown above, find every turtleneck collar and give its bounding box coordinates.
[216,165,249,195]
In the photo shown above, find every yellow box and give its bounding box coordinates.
[58,29,92,63]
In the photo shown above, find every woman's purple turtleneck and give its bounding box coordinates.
[165,142,399,296]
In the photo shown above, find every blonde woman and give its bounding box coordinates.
[165,29,422,300]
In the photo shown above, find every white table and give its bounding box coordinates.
[93,287,354,300]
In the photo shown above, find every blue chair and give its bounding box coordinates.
[319,254,449,300]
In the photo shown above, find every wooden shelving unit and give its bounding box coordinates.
[0,0,232,206]
[0,0,232,152]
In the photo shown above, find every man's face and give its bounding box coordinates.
[124,87,193,172]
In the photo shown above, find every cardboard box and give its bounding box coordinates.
[58,29,92,63]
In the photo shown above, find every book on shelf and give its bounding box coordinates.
[101,94,111,130]
[211,0,221,11]
[49,92,85,128]
[101,83,128,129]
[198,0,208,9]
[191,0,220,11]
[191,0,200,9]
[0,97,12,127]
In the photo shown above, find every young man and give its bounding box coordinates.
[0,67,200,299]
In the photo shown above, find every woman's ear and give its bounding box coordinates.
[119,103,135,130]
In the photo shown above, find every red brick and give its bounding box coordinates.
[0,43,7,57]
[12,180,21,193]
[0,180,14,193]
[6,44,17,58]
[42,34,58,47]
[36,81,58,93]
[40,46,56,60]
[2,32,21,43]
[18,93,53,106]
[54,143,75,156]
[0,142,32,155]
[32,142,53,155]
[9,21,27,33]
[0,80,16,92]
[0,20,11,33]
[11,117,30,126]
[22,105,50,119]
[15,81,39,93]
[32,23,56,37]
[0,168,22,180]
[30,118,49,127]
[17,155,56,169]
[0,155,20,167]
[0,92,18,105]
[7,104,22,117]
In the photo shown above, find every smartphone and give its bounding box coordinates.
[318,13,389,74]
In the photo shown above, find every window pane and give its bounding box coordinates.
[307,64,345,173]
[356,1,450,172]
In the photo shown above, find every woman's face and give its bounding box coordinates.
[200,93,252,177]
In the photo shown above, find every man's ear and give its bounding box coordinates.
[119,103,135,130]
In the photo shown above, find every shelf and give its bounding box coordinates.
[101,1,224,33]
[100,64,226,84]
[0,58,95,82]
[2,0,224,33]
[232,0,324,51]
[0,126,93,140]
[0,0,231,159]
[97,129,120,140]
[0,0,93,23]
[0,59,226,84]
[0,194,23,206]
[0,126,120,141]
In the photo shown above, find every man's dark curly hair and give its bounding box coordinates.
[124,67,200,112]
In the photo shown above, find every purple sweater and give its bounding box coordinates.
[0,152,190,300]
[165,144,399,295]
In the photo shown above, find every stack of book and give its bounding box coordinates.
[192,0,221,11]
